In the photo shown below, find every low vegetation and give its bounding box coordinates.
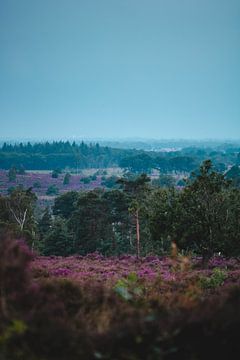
[0,235,240,359]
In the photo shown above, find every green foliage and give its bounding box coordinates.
[8,167,17,182]
[174,160,231,263]
[46,185,59,195]
[33,180,41,188]
[101,175,120,188]
[199,268,227,289]
[221,188,240,256]
[1,188,37,246]
[225,165,240,179]
[63,172,71,185]
[17,165,26,175]
[152,174,176,188]
[52,169,61,178]
[119,153,153,173]
[38,207,52,252]
[177,178,186,186]
[225,165,240,187]
[53,191,78,218]
[118,174,151,257]
[148,188,177,254]
[35,161,240,259]
[43,217,74,256]
[2,157,238,259]
[7,186,15,195]
[69,190,114,255]
[0,320,27,345]
[80,177,91,184]
[113,272,143,301]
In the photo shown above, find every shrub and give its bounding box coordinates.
[33,181,41,188]
[113,272,143,301]
[46,185,59,196]
[80,177,91,184]
[199,267,227,289]
[63,173,71,185]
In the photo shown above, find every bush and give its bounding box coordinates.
[33,181,41,188]
[80,177,91,184]
[1,236,240,360]
[63,173,71,185]
[199,267,227,289]
[46,185,59,196]
[52,170,59,178]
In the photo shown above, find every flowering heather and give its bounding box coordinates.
[32,254,240,290]
[0,170,103,200]
[1,236,240,360]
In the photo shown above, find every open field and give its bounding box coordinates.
[0,170,103,196]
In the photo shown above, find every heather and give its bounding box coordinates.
[1,236,240,360]
[32,253,240,287]
[0,169,103,197]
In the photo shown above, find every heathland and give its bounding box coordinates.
[0,140,240,359]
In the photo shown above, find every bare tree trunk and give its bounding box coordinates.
[9,207,27,232]
[136,209,140,259]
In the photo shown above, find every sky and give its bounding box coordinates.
[0,0,240,140]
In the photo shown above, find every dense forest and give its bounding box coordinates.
[0,141,130,169]
[0,140,240,173]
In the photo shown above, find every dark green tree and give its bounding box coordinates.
[8,167,17,182]
[101,176,120,189]
[175,160,230,265]
[225,165,240,187]
[103,190,131,254]
[149,188,178,254]
[0,196,10,231]
[38,207,52,252]
[151,174,176,188]
[53,191,78,219]
[51,170,58,178]
[220,188,240,256]
[69,190,113,255]
[117,174,151,258]
[46,185,59,196]
[17,165,26,175]
[43,217,74,256]
[119,154,153,174]
[63,173,71,185]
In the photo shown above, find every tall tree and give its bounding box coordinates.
[175,160,230,266]
[6,187,37,248]
[69,190,113,255]
[103,190,131,254]
[8,167,17,182]
[117,174,150,258]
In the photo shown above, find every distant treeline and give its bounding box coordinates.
[0,140,239,172]
[0,141,135,170]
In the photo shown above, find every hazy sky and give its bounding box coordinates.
[0,0,240,140]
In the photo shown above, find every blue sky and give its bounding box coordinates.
[0,0,240,140]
